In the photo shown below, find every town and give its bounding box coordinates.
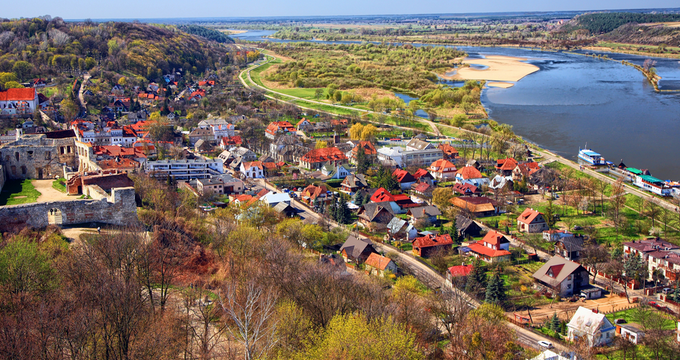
[2,13,680,360]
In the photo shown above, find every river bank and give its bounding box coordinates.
[438,55,540,88]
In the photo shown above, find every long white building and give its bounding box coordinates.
[144,159,223,180]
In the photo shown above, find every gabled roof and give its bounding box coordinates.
[456,165,483,179]
[413,168,434,180]
[518,208,545,225]
[243,161,264,170]
[567,306,615,336]
[301,147,347,163]
[365,253,394,271]
[0,88,36,101]
[438,143,459,156]
[623,238,680,253]
[453,182,480,195]
[266,121,295,135]
[448,265,473,277]
[413,182,433,194]
[408,205,442,219]
[340,235,376,260]
[358,201,395,222]
[481,230,510,247]
[302,184,329,200]
[428,159,457,173]
[406,138,433,150]
[533,256,587,287]
[370,187,395,203]
[515,162,540,177]
[413,234,453,249]
[450,196,496,213]
[352,141,377,156]
[392,169,416,183]
[455,215,480,232]
[467,242,512,258]
[497,158,518,171]
[342,174,368,189]
[387,217,410,234]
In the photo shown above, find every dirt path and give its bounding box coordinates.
[33,180,72,203]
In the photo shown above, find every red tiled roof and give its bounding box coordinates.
[266,121,296,135]
[497,158,518,171]
[302,184,329,200]
[481,230,510,247]
[301,147,347,163]
[428,159,457,173]
[518,208,543,225]
[98,158,139,169]
[448,265,473,277]
[231,194,253,202]
[364,253,393,271]
[221,136,243,146]
[413,234,453,249]
[352,141,377,156]
[453,182,479,194]
[0,88,36,101]
[330,119,349,126]
[262,162,278,170]
[456,166,483,179]
[413,168,431,179]
[467,242,512,258]
[243,161,263,170]
[438,143,459,156]
[413,182,432,193]
[370,187,394,202]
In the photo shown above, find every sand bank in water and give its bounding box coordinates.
[441,55,539,87]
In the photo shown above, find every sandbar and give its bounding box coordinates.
[487,82,515,88]
[440,55,539,84]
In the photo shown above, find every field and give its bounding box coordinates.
[0,180,42,206]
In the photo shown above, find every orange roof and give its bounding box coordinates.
[301,147,347,163]
[428,159,457,173]
[413,234,453,249]
[467,242,511,258]
[392,168,415,183]
[330,119,349,126]
[448,265,473,277]
[497,158,518,171]
[221,136,243,146]
[99,158,139,169]
[231,194,253,202]
[413,168,432,179]
[364,253,394,271]
[438,143,459,155]
[302,184,328,200]
[456,166,482,179]
[0,88,36,101]
[352,141,377,156]
[481,230,509,247]
[262,162,278,170]
[517,208,543,225]
[243,161,263,170]
[266,121,296,135]
[370,187,394,202]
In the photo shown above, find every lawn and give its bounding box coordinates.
[52,178,67,193]
[0,179,41,206]
[605,308,677,331]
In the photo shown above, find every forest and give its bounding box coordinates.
[567,12,680,34]
[177,25,235,44]
[0,16,233,82]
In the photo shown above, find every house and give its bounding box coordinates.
[273,202,297,217]
[377,146,443,167]
[467,231,512,263]
[340,235,378,263]
[446,265,473,287]
[407,205,441,225]
[321,162,351,179]
[455,215,482,238]
[265,121,296,139]
[0,88,39,115]
[262,192,292,207]
[300,147,348,170]
[269,135,307,163]
[341,174,369,194]
[488,174,512,191]
[438,143,459,160]
[196,174,244,196]
[513,162,540,182]
[194,139,213,154]
[188,128,214,145]
[369,188,414,214]
[413,234,454,257]
[349,141,377,163]
[455,165,488,187]
[618,325,644,345]
[393,169,417,190]
[364,253,398,277]
[530,350,571,360]
[533,256,590,297]
[453,182,481,196]
[385,217,418,243]
[301,184,330,205]
[428,159,457,181]
[357,202,395,231]
[262,162,280,177]
[496,158,518,176]
[450,196,497,217]
[330,118,349,127]
[543,229,571,242]
[198,119,235,140]
[622,238,680,281]
[220,136,243,149]
[554,236,585,261]
[412,182,434,198]
[406,138,435,151]
[296,118,312,132]
[413,168,435,186]
[517,208,550,233]
[240,161,264,179]
[567,307,615,346]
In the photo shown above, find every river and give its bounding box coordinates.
[232,30,680,180]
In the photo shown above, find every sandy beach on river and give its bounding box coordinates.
[441,55,539,87]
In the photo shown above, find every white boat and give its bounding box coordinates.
[578,149,605,166]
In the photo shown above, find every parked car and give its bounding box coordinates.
[614,318,627,325]
[537,340,553,349]
[662,288,672,294]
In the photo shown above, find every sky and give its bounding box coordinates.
[5,0,680,20]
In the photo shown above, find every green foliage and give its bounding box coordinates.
[0,179,41,206]
[177,25,235,43]
[373,166,399,192]
[572,12,680,34]
[465,260,487,297]
[0,237,57,295]
[485,270,507,305]
[355,146,369,174]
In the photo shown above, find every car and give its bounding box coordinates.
[614,318,627,325]
[573,225,583,231]
[662,288,672,294]
[537,340,553,349]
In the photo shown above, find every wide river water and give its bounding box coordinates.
[233,30,680,180]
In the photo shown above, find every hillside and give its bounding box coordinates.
[598,23,680,47]
[563,12,680,35]
[0,17,233,83]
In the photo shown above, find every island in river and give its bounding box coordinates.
[440,55,540,88]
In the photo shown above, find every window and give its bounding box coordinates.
[27,151,33,159]
[21,166,27,175]
[15,152,19,161]
[45,151,51,160]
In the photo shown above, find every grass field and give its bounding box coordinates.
[0,180,42,206]
[52,178,67,193]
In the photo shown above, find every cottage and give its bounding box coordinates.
[273,202,297,217]
[428,159,457,181]
[407,205,441,225]
[392,169,417,190]
[300,147,348,170]
[240,161,264,179]
[321,162,351,179]
[513,162,540,182]
[446,265,473,287]
[467,231,512,263]
[189,128,214,145]
[413,234,454,257]
[340,235,378,263]
[455,165,488,187]
[453,182,481,197]
[438,143,459,160]
[196,174,244,196]
[296,118,312,132]
[220,136,243,149]
[496,158,518,176]
[554,236,585,261]
[455,215,482,238]
[406,138,435,151]
[301,184,330,205]
[386,217,418,243]
[517,208,550,233]
[198,119,235,140]
[412,182,434,198]
[450,196,497,217]
[265,121,296,139]
[349,141,377,163]
[533,256,590,297]
[413,168,435,186]
[357,202,395,231]
[567,307,615,347]
[618,325,644,345]
[341,174,369,194]
[364,253,398,277]
[262,192,292,207]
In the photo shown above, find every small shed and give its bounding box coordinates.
[580,287,603,300]
[618,325,644,344]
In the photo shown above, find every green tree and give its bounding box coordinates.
[336,198,351,224]
[3,81,24,89]
[549,312,561,333]
[0,238,57,295]
[354,191,364,206]
[12,61,33,80]
[465,260,487,297]
[60,97,79,121]
[314,88,323,99]
[374,166,398,192]
[452,113,467,127]
[485,270,507,305]
[673,280,680,302]
[356,146,369,174]
[333,91,342,102]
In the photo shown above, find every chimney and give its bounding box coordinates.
[592,308,598,314]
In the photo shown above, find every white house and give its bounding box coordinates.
[321,162,351,179]
[240,161,264,179]
[0,88,39,116]
[567,307,615,347]
[198,119,235,140]
[455,165,489,187]
[262,192,292,207]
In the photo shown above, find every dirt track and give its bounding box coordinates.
[33,180,72,203]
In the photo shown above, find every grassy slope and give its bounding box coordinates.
[0,180,41,206]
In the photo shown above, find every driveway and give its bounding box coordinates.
[33,180,73,203]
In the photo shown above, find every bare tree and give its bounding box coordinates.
[580,245,610,283]
[219,282,278,360]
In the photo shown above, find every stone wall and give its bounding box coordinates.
[0,164,5,193]
[0,134,77,180]
[0,186,137,233]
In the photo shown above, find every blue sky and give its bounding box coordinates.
[6,1,680,20]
